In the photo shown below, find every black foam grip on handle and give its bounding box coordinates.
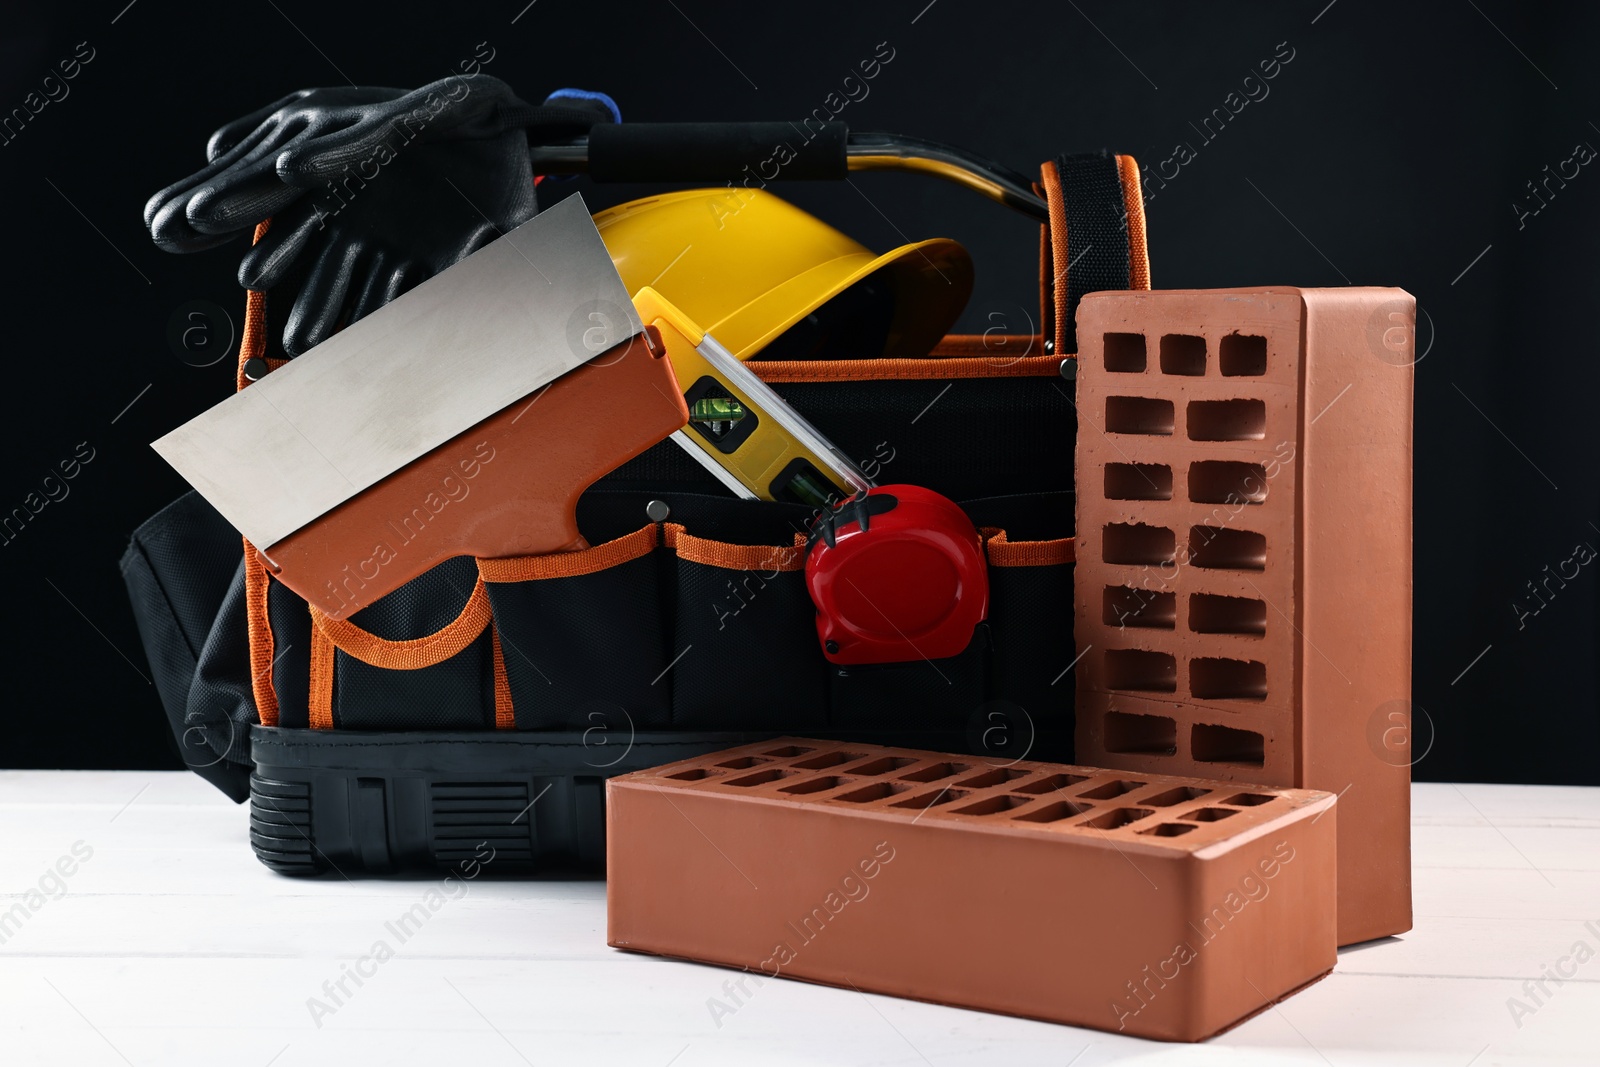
[586,122,848,183]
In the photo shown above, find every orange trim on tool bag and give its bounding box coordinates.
[234,222,288,392]
[985,529,1076,567]
[670,524,805,572]
[1040,158,1072,359]
[749,352,1060,383]
[239,220,285,724]
[1037,186,1054,356]
[236,287,263,390]
[478,524,659,582]
[244,540,280,727]
[930,334,1046,360]
[308,578,493,670]
[1117,154,1151,290]
[491,626,515,729]
[308,624,335,729]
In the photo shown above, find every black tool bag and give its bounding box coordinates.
[121,152,1149,874]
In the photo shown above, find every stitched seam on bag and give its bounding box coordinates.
[479,524,659,582]
[1041,159,1072,358]
[491,626,515,729]
[308,624,335,730]
[748,354,1061,383]
[930,334,1045,358]
[1118,154,1151,290]
[310,579,492,669]
[674,530,805,572]
[986,534,1075,567]
[244,540,280,726]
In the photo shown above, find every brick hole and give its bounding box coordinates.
[898,761,971,783]
[1106,396,1175,435]
[1105,462,1173,501]
[1191,723,1265,767]
[1138,823,1198,837]
[716,756,770,769]
[890,787,969,809]
[761,745,815,758]
[1221,792,1277,807]
[779,775,856,795]
[834,782,911,803]
[1013,773,1089,795]
[1103,523,1175,566]
[1104,649,1177,693]
[1104,586,1176,630]
[952,795,1034,816]
[1103,332,1147,372]
[1103,711,1177,756]
[1189,526,1267,571]
[1189,461,1268,505]
[845,756,917,776]
[1219,333,1267,376]
[1080,807,1154,830]
[1181,807,1240,823]
[1189,593,1267,636]
[1159,334,1207,376]
[1187,398,1265,441]
[1142,785,1209,807]
[726,768,793,787]
[955,767,1033,789]
[1191,657,1268,701]
[791,751,866,770]
[1077,779,1146,800]
[665,768,719,781]
[1013,800,1093,823]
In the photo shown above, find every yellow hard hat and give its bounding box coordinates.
[593,187,972,361]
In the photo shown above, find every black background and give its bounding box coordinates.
[2,1,1595,784]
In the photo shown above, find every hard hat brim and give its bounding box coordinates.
[713,237,974,362]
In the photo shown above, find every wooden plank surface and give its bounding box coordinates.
[1,773,1596,1065]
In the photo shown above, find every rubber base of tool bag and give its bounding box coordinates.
[249,724,1059,875]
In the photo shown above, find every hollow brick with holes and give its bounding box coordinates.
[1072,287,1414,946]
[607,737,1337,1041]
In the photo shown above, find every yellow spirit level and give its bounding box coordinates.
[632,286,871,508]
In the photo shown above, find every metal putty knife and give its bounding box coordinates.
[151,194,689,619]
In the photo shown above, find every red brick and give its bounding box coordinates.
[1074,287,1414,945]
[608,737,1337,1041]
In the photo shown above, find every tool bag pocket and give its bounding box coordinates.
[669,525,829,731]
[981,529,1077,759]
[305,557,500,730]
[481,526,672,731]
[824,631,992,736]
[818,522,1076,749]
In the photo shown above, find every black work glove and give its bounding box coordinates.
[253,136,533,355]
[144,76,606,356]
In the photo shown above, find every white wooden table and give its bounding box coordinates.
[1,773,1595,1066]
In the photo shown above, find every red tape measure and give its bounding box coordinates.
[804,485,989,665]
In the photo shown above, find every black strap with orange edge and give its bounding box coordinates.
[1039,151,1150,356]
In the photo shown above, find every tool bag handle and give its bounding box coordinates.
[1037,151,1151,356]
[531,124,1150,353]
[531,123,1048,220]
